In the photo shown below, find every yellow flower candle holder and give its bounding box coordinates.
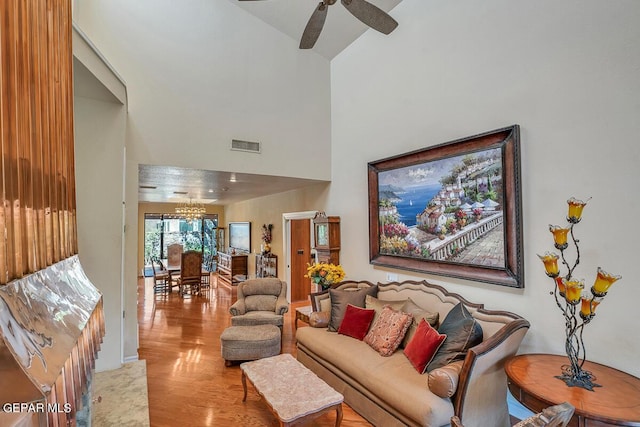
[555,277,566,297]
[564,280,584,305]
[566,197,590,224]
[549,225,570,250]
[579,296,601,321]
[591,267,621,297]
[539,197,621,391]
[538,252,560,277]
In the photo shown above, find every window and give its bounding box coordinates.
[144,214,219,270]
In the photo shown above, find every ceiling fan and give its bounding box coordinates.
[239,0,398,49]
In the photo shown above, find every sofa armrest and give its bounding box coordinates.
[229,300,246,316]
[275,294,289,315]
[428,360,464,398]
[309,311,330,328]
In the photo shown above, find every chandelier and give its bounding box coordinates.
[175,199,206,222]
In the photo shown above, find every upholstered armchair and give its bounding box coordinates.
[229,278,288,329]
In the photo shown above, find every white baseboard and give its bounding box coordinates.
[123,354,139,364]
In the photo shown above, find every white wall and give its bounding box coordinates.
[74,0,331,179]
[73,25,129,371]
[74,0,640,376]
[330,0,640,376]
[74,0,333,363]
[74,95,127,371]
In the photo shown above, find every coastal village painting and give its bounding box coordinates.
[377,147,506,268]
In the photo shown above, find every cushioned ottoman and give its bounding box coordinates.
[220,324,281,366]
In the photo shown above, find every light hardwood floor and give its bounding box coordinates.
[138,275,372,426]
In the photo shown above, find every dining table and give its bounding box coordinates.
[162,259,212,292]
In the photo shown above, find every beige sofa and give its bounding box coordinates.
[295,280,530,427]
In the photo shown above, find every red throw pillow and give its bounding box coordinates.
[337,304,376,340]
[404,319,447,373]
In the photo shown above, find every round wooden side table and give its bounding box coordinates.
[505,354,640,426]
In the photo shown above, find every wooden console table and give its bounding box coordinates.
[217,252,248,289]
[505,354,640,426]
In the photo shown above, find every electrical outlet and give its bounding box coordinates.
[386,273,398,282]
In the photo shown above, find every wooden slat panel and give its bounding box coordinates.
[0,0,76,285]
[0,2,8,280]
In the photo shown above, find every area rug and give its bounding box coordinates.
[92,360,150,426]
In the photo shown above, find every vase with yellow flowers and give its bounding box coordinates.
[305,262,346,291]
[538,197,621,391]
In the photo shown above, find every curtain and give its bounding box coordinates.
[0,0,76,284]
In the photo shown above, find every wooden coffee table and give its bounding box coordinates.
[505,353,640,426]
[241,353,343,426]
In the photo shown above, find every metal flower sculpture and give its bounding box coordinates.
[538,197,621,391]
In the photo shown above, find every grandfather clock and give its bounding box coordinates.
[313,213,340,265]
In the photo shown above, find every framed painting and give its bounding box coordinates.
[368,125,524,288]
[228,221,251,253]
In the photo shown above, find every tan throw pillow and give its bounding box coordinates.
[365,295,407,326]
[400,298,440,348]
[364,305,413,356]
[427,360,464,398]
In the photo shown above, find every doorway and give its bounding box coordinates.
[283,211,317,302]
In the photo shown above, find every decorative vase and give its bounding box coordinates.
[263,243,271,254]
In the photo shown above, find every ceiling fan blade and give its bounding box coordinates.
[300,2,328,49]
[340,0,398,35]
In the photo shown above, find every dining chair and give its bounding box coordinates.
[176,250,203,297]
[151,257,170,294]
[200,270,211,294]
[167,243,183,269]
[161,258,181,293]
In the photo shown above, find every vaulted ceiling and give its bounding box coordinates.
[230,0,403,59]
[137,0,402,205]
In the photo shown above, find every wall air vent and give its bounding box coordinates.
[231,139,261,154]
